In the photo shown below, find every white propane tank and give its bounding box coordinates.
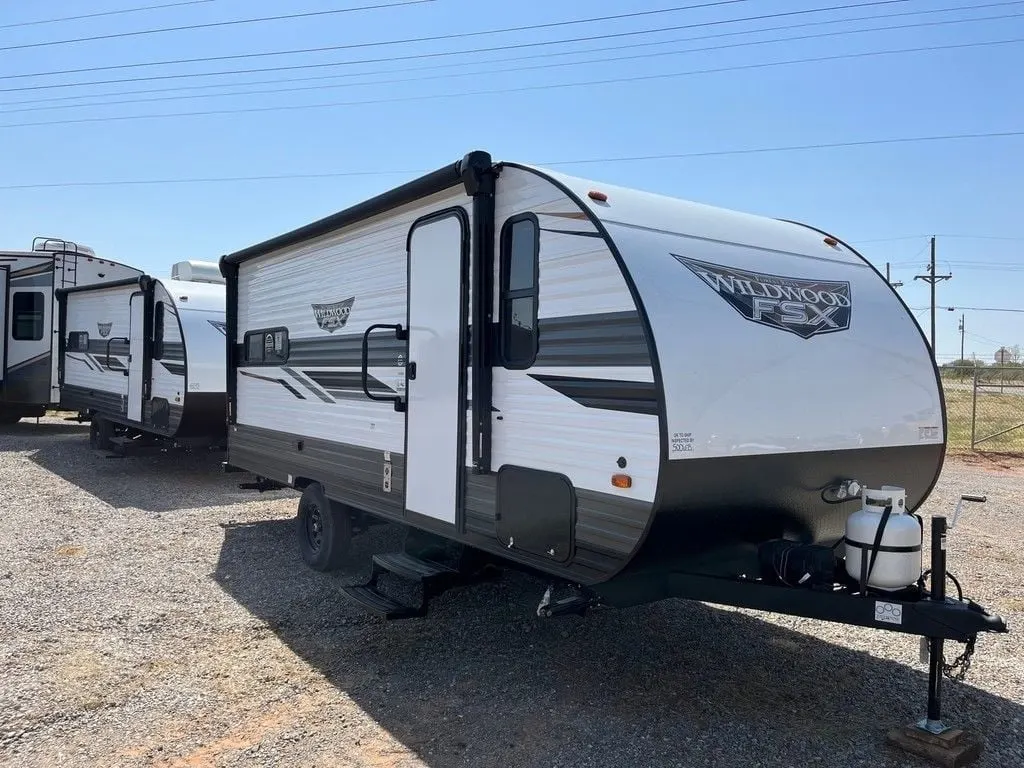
[844,485,922,591]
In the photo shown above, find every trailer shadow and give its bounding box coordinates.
[0,418,89,436]
[214,518,1023,768]
[19,427,291,513]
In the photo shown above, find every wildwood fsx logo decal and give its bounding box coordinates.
[673,255,851,339]
[312,296,355,333]
[97,322,112,338]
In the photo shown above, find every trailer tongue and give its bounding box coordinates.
[540,488,1006,767]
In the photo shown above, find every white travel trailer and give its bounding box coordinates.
[220,152,1005,738]
[0,237,143,423]
[56,261,227,451]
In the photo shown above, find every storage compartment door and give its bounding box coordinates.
[404,211,468,525]
[127,292,146,421]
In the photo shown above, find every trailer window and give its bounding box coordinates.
[499,215,539,368]
[153,302,165,359]
[12,292,44,341]
[243,327,289,364]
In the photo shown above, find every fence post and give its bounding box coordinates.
[971,366,979,450]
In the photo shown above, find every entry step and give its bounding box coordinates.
[340,585,422,619]
[372,552,458,582]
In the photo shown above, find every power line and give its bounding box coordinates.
[9,11,1021,116]
[0,0,216,30]
[914,306,1024,314]
[953,307,1024,313]
[936,234,1024,241]
[3,129,1024,190]
[544,129,1024,165]
[966,330,1011,347]
[1,0,907,86]
[3,37,1021,130]
[855,232,1024,243]
[6,0,1011,107]
[0,0,434,53]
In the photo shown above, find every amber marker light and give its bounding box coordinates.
[588,190,608,202]
[611,474,632,489]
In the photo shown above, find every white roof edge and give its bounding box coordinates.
[518,163,864,263]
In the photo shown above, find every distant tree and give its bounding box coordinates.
[943,359,981,379]
[1011,344,1022,364]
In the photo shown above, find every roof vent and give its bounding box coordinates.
[171,260,224,284]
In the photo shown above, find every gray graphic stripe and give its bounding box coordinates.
[534,311,651,367]
[281,366,334,403]
[160,362,186,377]
[234,311,650,369]
[529,374,658,416]
[239,369,306,400]
[303,370,395,395]
[7,352,50,372]
[66,353,97,372]
[538,228,604,238]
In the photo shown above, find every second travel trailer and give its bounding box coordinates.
[56,261,227,452]
[218,151,1006,740]
[0,237,143,423]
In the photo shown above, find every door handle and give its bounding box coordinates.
[407,361,417,380]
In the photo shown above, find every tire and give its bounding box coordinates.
[0,413,21,425]
[89,417,113,450]
[296,483,352,572]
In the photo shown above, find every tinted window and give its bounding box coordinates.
[500,215,539,368]
[246,333,263,362]
[504,297,536,364]
[153,302,166,359]
[12,292,44,341]
[507,219,537,291]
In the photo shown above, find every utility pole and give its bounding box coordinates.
[959,313,965,362]
[914,236,952,356]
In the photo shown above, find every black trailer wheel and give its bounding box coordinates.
[89,417,113,450]
[0,411,21,425]
[296,483,352,571]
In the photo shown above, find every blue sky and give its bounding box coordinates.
[1,0,1021,362]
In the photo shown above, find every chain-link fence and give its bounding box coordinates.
[942,366,1024,453]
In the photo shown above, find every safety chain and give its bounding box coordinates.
[942,636,976,681]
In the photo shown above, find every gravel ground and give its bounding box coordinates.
[1,417,1022,768]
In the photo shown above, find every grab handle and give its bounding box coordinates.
[360,323,407,412]
[105,336,130,375]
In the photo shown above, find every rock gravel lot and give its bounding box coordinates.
[1,417,1022,768]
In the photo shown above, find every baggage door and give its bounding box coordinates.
[403,210,469,525]
[127,292,146,421]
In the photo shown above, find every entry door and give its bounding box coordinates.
[404,211,467,525]
[127,292,146,421]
